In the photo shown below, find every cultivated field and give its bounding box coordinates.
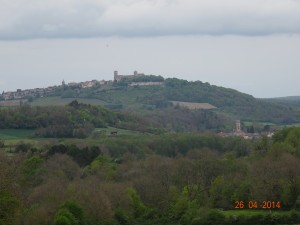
[94,127,146,136]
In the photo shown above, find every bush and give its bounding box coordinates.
[53,208,78,225]
[15,142,32,153]
[0,140,4,148]
[194,209,226,225]
[206,210,226,225]
[289,210,300,224]
[114,208,132,225]
[0,192,20,225]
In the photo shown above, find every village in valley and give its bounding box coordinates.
[218,119,274,140]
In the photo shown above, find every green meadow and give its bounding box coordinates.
[0,129,34,140]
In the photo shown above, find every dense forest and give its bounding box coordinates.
[162,79,300,123]
[1,126,300,224]
[1,79,300,224]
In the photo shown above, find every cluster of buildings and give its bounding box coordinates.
[1,86,58,101]
[0,70,161,103]
[0,79,108,102]
[218,120,274,139]
[62,79,107,89]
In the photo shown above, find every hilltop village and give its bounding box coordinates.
[0,80,104,101]
[0,70,163,105]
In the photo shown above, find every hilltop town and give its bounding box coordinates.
[0,80,106,102]
[0,70,163,106]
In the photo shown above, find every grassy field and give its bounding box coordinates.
[0,129,34,140]
[94,127,147,136]
[0,127,147,150]
[0,129,38,153]
[224,209,285,216]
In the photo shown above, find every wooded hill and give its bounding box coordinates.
[263,96,300,108]
[27,76,300,127]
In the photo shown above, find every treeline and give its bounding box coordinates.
[115,75,164,86]
[0,101,122,138]
[0,100,232,135]
[1,128,300,224]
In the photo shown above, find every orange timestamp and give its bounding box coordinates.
[235,200,281,209]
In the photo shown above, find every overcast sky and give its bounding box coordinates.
[1,0,300,98]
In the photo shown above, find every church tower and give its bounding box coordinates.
[236,120,241,133]
[62,80,66,90]
[114,71,119,81]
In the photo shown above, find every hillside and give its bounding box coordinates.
[25,76,300,125]
[269,96,300,101]
[3,75,300,131]
[263,96,300,108]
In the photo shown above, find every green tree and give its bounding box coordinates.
[53,208,78,225]
[0,192,20,225]
[128,187,146,218]
[53,199,85,225]
[0,152,21,225]
[209,176,233,209]
[21,156,44,187]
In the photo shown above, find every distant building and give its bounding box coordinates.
[114,70,145,82]
[99,80,107,85]
[80,80,98,88]
[236,120,241,133]
[233,119,247,137]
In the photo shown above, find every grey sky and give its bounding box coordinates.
[1,0,300,39]
[0,0,300,98]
